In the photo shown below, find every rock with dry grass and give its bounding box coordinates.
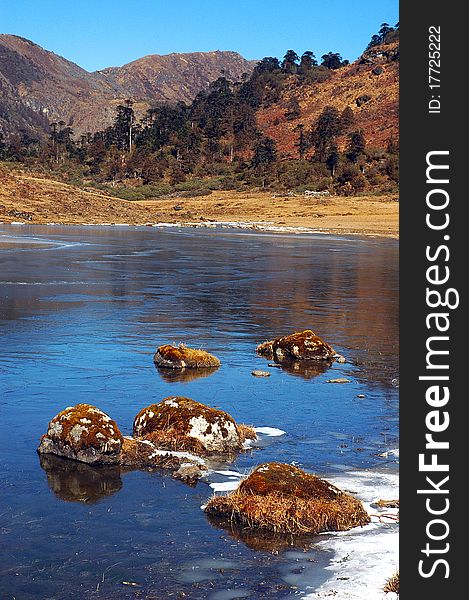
[119,436,207,474]
[37,404,124,464]
[153,343,220,369]
[133,396,256,455]
[256,330,336,364]
[205,462,370,535]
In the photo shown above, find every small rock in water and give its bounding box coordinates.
[268,363,282,368]
[357,394,366,398]
[256,330,335,362]
[336,355,346,364]
[173,464,205,485]
[326,378,351,384]
[252,370,270,377]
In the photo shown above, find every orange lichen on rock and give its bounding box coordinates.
[153,344,221,369]
[256,330,335,363]
[256,340,274,356]
[133,397,244,454]
[205,462,370,535]
[37,404,123,464]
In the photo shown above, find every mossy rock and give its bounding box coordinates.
[133,397,242,454]
[153,344,220,369]
[256,330,335,363]
[239,462,342,500]
[205,462,370,535]
[38,404,123,464]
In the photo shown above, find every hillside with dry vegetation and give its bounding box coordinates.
[0,24,399,216]
[257,40,398,156]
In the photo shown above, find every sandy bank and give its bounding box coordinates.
[0,169,398,238]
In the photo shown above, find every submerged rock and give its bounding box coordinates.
[153,343,221,369]
[251,370,270,377]
[256,330,335,363]
[205,462,370,535]
[133,396,254,455]
[173,463,206,485]
[37,404,123,464]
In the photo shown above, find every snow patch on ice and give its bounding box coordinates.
[254,426,286,437]
[209,480,240,492]
[148,449,206,465]
[303,469,399,600]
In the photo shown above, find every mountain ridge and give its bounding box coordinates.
[0,34,255,138]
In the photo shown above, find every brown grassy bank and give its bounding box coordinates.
[0,167,398,237]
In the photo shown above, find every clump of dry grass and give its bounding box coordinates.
[384,571,399,594]
[236,424,257,445]
[153,344,221,368]
[205,462,370,535]
[376,499,399,508]
[120,437,182,469]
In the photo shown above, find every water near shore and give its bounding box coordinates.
[0,224,398,599]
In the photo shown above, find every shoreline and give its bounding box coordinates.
[1,218,398,239]
[0,169,399,239]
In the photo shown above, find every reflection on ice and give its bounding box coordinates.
[205,514,323,553]
[39,454,123,503]
[154,364,220,383]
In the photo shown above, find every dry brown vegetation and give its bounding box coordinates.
[0,167,398,237]
[236,424,257,445]
[376,499,399,509]
[257,41,399,156]
[384,571,399,594]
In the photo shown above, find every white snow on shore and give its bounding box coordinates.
[302,470,399,600]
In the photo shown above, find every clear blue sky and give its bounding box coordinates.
[2,0,398,72]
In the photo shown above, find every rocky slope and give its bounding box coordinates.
[0,34,254,138]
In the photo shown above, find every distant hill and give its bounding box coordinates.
[0,34,255,139]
